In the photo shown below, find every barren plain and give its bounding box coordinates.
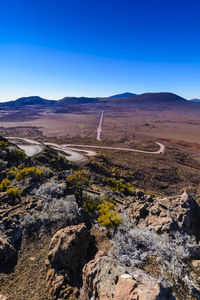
[0,94,200,199]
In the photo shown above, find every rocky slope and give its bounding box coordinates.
[0,137,200,299]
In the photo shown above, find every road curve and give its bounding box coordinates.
[5,137,89,162]
[5,137,43,157]
[6,137,165,160]
[5,137,41,145]
[17,145,43,157]
[43,142,88,163]
[63,142,165,154]
[97,110,104,141]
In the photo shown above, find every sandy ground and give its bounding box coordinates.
[0,113,99,139]
[1,108,200,145]
[101,110,200,144]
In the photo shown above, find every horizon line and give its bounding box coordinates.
[0,91,197,103]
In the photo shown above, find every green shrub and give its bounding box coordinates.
[66,170,90,190]
[104,177,136,196]
[9,166,44,181]
[33,146,70,171]
[17,164,23,169]
[97,201,122,228]
[0,141,9,148]
[83,196,99,213]
[12,149,26,159]
[6,187,20,198]
[0,178,11,191]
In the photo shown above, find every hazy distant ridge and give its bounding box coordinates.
[0,92,193,108]
[109,92,137,98]
[190,98,200,103]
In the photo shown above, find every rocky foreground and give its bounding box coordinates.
[0,137,200,299]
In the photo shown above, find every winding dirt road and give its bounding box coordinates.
[5,121,165,162]
[6,137,90,162]
[63,142,165,154]
[5,137,43,157]
[43,142,88,163]
[16,145,43,157]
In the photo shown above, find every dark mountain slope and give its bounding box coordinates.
[57,96,99,105]
[109,92,137,98]
[191,98,200,103]
[0,96,56,107]
[129,92,187,103]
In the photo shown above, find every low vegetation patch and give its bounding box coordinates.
[33,146,70,170]
[82,194,121,229]
[6,187,20,198]
[97,201,122,228]
[104,177,136,196]
[22,196,83,234]
[9,166,44,181]
[35,181,66,201]
[66,169,90,193]
[112,225,195,287]
[0,178,11,191]
[0,141,9,148]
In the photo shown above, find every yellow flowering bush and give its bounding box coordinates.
[97,201,122,228]
[0,141,9,148]
[6,187,20,198]
[9,166,44,181]
[66,170,90,189]
[0,178,11,191]
[104,177,136,196]
[83,196,99,213]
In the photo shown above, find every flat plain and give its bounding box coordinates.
[0,93,200,199]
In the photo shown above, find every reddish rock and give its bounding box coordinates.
[48,223,91,277]
[114,273,163,300]
[114,274,138,300]
[191,260,200,268]
[126,192,200,239]
[81,256,125,300]
[81,256,172,300]
[46,223,91,299]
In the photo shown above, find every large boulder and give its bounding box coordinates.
[0,237,16,265]
[46,223,92,299]
[81,256,173,300]
[47,223,91,276]
[126,191,200,240]
[114,274,161,300]
[81,256,125,299]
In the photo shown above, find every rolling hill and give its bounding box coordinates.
[191,98,200,103]
[0,92,197,112]
[0,96,56,107]
[109,92,137,98]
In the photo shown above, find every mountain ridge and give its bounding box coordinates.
[0,96,56,106]
[109,92,137,98]
[190,98,200,103]
[0,92,195,111]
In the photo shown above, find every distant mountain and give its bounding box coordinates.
[130,92,187,104]
[0,93,190,111]
[57,96,99,105]
[190,98,200,103]
[109,92,137,98]
[0,96,56,107]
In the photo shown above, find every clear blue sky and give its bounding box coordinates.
[0,0,200,101]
